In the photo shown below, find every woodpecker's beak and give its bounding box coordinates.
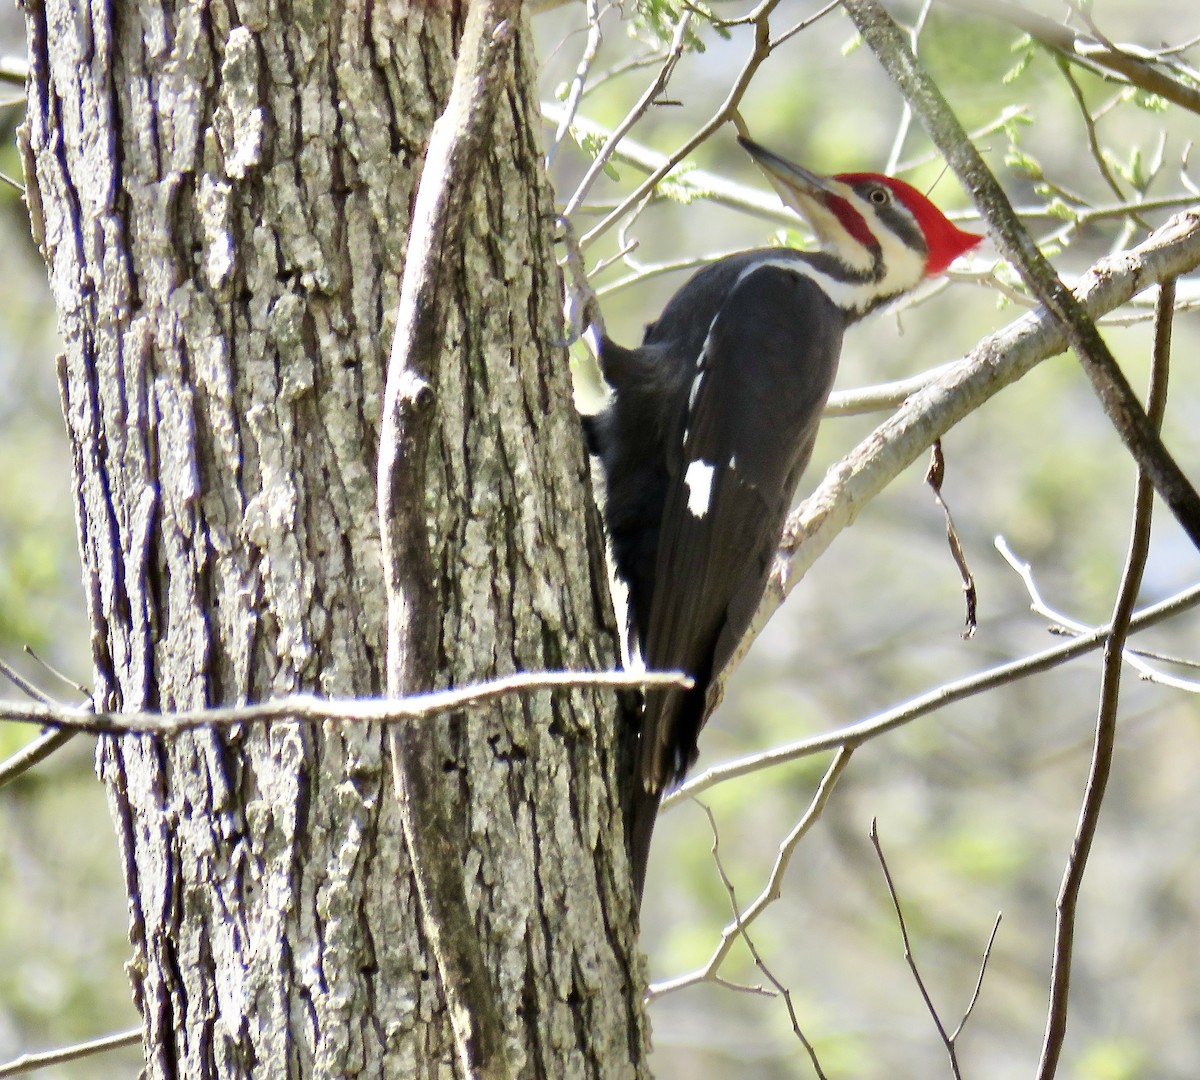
[738,135,836,205]
[738,135,857,258]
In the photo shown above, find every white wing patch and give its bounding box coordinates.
[684,459,716,518]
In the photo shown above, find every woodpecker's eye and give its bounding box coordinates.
[869,186,891,206]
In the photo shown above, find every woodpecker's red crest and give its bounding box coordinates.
[834,172,983,274]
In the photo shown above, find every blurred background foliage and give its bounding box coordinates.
[1,1,1198,1077]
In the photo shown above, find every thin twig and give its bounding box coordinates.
[1011,193,1200,226]
[769,0,842,49]
[546,0,606,170]
[869,819,960,1078]
[0,1027,141,1079]
[0,656,59,706]
[885,0,935,174]
[0,670,692,736]
[1057,59,1132,209]
[23,645,91,699]
[0,729,78,790]
[579,0,785,250]
[0,657,81,781]
[1036,278,1174,1079]
[543,101,791,223]
[951,912,1003,1043]
[651,748,851,999]
[996,536,1199,692]
[580,47,673,100]
[697,802,829,1079]
[843,0,1200,552]
[560,11,693,219]
[595,252,738,298]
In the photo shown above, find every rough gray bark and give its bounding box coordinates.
[19,1,648,1076]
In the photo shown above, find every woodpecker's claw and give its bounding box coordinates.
[553,213,607,350]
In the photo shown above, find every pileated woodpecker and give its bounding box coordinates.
[585,135,982,899]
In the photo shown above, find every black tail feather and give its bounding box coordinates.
[628,780,663,904]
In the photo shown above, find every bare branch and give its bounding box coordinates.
[1012,193,1200,226]
[871,824,1004,1074]
[885,0,936,174]
[0,656,60,706]
[1056,58,1135,212]
[651,748,852,999]
[672,580,1200,803]
[696,802,829,1080]
[0,729,77,790]
[22,645,91,699]
[0,669,691,736]
[951,912,1004,1043]
[0,657,81,784]
[546,0,606,170]
[0,1028,141,1079]
[769,0,842,49]
[996,535,1200,691]
[870,819,961,1079]
[543,101,794,223]
[936,0,1200,116]
[1037,278,1174,1079]
[843,0,1200,551]
[823,361,958,416]
[579,0,786,250]
[560,10,693,219]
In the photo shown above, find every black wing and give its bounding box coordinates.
[639,264,845,792]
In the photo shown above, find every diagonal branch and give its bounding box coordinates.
[937,0,1200,116]
[0,1027,141,1079]
[650,747,852,998]
[578,0,787,250]
[0,728,77,789]
[870,820,961,1078]
[672,577,1200,804]
[842,0,1200,551]
[560,9,693,219]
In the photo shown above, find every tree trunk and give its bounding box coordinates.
[19,1,648,1075]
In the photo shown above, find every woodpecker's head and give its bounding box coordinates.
[739,135,982,305]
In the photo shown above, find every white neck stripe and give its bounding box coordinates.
[732,256,875,316]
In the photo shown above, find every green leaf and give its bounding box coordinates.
[1005,146,1045,181]
[1003,36,1036,84]
[1132,90,1169,113]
